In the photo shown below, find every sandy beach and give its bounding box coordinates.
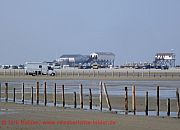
[0,69,180,129]
[0,102,180,130]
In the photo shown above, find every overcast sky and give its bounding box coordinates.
[0,0,180,65]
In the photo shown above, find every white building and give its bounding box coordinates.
[90,52,115,67]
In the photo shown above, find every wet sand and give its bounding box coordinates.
[0,69,180,129]
[0,102,180,130]
[1,93,179,114]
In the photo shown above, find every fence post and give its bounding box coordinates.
[89,88,92,109]
[145,91,148,116]
[54,83,56,106]
[13,69,15,77]
[176,88,180,117]
[103,83,111,111]
[148,71,150,77]
[74,92,77,108]
[13,88,16,103]
[125,87,128,113]
[100,82,103,111]
[132,85,136,114]
[89,70,90,77]
[78,71,80,77]
[112,71,114,77]
[157,86,160,116]
[0,83,1,102]
[44,82,47,106]
[62,85,65,107]
[80,84,83,109]
[5,83,8,102]
[36,82,39,105]
[31,87,33,105]
[167,98,170,116]
[22,82,24,104]
[60,70,62,77]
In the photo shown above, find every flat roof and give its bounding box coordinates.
[155,53,175,56]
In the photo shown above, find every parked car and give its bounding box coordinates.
[3,65,10,69]
[10,65,18,69]
[18,64,25,69]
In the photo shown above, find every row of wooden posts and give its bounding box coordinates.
[0,82,180,117]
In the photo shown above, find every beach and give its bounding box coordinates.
[1,68,180,129]
[0,79,180,115]
[0,102,180,130]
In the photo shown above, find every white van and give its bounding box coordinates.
[25,62,55,76]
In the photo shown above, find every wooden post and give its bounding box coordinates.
[132,85,136,113]
[112,71,114,77]
[60,70,62,77]
[18,70,20,76]
[31,87,33,105]
[176,88,180,117]
[74,92,77,108]
[13,88,16,103]
[36,82,39,105]
[157,86,160,116]
[0,82,1,102]
[145,91,148,116]
[142,71,144,78]
[5,83,8,102]
[89,70,90,77]
[72,71,74,77]
[13,70,15,77]
[100,82,103,111]
[78,71,80,77]
[62,85,65,107]
[44,82,47,106]
[119,72,121,77]
[89,88,92,109]
[133,70,134,78]
[54,83,56,106]
[149,71,150,77]
[125,87,128,113]
[103,83,111,111]
[167,98,170,116]
[22,82,24,104]
[80,84,83,109]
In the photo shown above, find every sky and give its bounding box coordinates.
[0,0,180,65]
